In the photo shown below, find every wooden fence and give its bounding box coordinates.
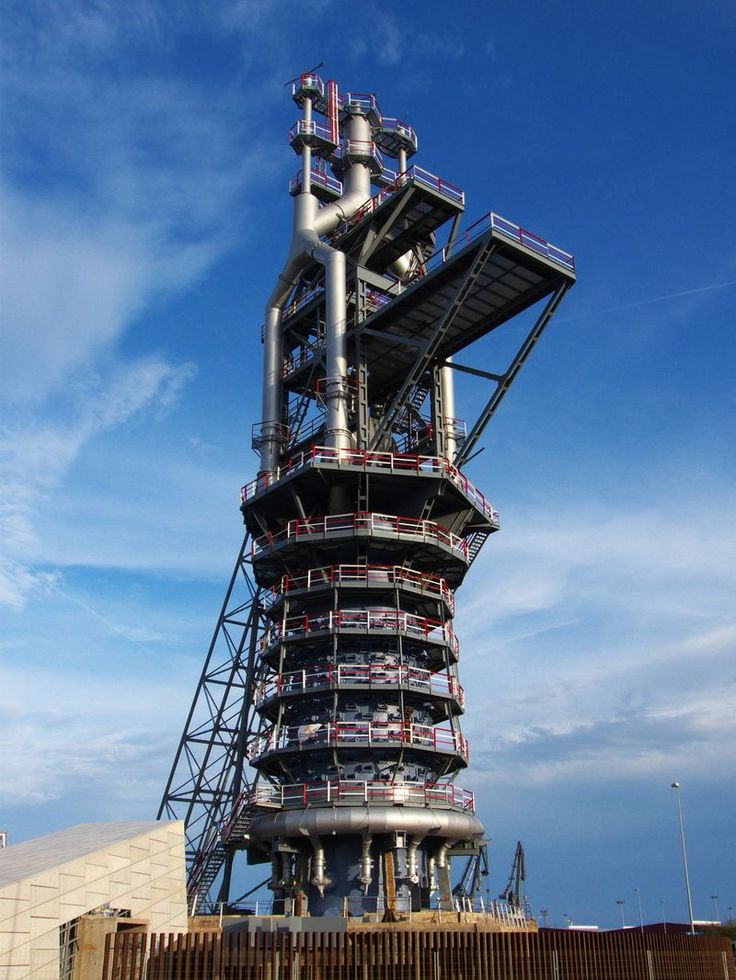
[104,927,735,980]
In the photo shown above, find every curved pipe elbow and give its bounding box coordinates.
[388,250,413,279]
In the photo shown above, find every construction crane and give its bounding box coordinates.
[500,841,526,908]
[452,843,489,902]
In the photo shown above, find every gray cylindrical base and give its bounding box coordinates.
[250,804,483,841]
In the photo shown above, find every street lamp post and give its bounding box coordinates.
[539,909,549,928]
[671,782,695,935]
[711,895,720,922]
[660,899,667,934]
[634,887,644,931]
[616,899,626,929]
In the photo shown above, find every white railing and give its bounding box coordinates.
[245,779,475,811]
[250,721,469,762]
[378,117,418,150]
[255,664,464,708]
[326,165,465,247]
[288,119,336,145]
[291,73,325,102]
[259,609,460,657]
[241,445,499,524]
[263,563,455,614]
[251,512,469,562]
[289,167,342,196]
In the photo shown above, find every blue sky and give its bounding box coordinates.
[1,0,734,928]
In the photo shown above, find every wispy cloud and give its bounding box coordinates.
[0,0,278,607]
[0,663,191,806]
[458,491,736,789]
[0,357,197,607]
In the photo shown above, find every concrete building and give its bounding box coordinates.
[0,820,187,979]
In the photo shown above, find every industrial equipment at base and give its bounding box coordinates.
[500,841,527,910]
[159,72,575,917]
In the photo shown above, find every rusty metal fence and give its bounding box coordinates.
[104,927,735,980]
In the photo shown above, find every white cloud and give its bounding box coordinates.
[0,663,190,806]
[0,0,275,607]
[457,493,736,789]
[0,357,197,607]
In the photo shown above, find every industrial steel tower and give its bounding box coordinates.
[159,73,575,918]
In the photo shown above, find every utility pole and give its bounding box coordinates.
[616,899,626,929]
[671,782,695,935]
[634,887,644,931]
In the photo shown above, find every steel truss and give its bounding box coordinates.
[157,535,265,912]
[454,280,572,467]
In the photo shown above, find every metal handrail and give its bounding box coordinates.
[262,563,455,614]
[379,117,418,147]
[282,282,325,324]
[270,204,574,346]
[289,119,337,145]
[289,167,343,196]
[251,512,470,562]
[240,445,499,523]
[292,73,325,101]
[259,609,460,657]
[255,664,464,709]
[325,164,465,246]
[245,779,475,812]
[250,721,469,762]
[286,415,326,448]
[372,210,575,304]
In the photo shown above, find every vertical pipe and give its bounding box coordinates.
[406,835,423,884]
[261,307,283,473]
[441,359,456,461]
[318,113,371,454]
[398,147,407,176]
[302,96,312,194]
[359,834,373,893]
[322,247,350,450]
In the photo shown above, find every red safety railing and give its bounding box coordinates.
[250,721,469,762]
[240,445,499,523]
[258,609,460,657]
[324,164,464,247]
[251,512,469,562]
[378,117,418,148]
[262,563,455,614]
[291,73,325,102]
[242,779,475,813]
[269,204,573,346]
[341,92,381,117]
[289,166,342,197]
[255,664,464,709]
[288,119,337,146]
[285,415,326,449]
[282,283,325,324]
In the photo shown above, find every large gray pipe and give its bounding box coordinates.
[441,359,457,461]
[359,833,373,893]
[259,113,372,473]
[309,836,331,896]
[406,834,423,884]
[250,804,483,842]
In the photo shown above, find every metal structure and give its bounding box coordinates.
[500,841,526,909]
[159,72,575,916]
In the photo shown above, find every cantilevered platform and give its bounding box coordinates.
[281,210,575,402]
[350,212,575,400]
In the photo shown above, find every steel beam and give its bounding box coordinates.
[368,238,498,449]
[455,279,571,466]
